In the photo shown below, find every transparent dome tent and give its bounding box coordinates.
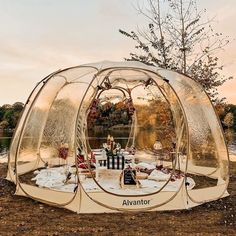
[7,61,229,213]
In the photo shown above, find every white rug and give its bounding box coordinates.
[31,166,195,195]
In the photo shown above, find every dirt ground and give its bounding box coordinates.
[0,163,236,236]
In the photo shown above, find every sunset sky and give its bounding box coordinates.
[0,0,235,105]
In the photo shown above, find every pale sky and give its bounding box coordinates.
[0,0,235,105]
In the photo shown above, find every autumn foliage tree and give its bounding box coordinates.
[223,112,234,129]
[119,0,232,103]
[135,99,175,150]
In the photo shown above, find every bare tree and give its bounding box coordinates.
[119,0,233,102]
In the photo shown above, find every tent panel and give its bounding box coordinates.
[15,183,74,206]
[8,79,45,180]
[58,66,97,83]
[17,76,66,169]
[157,69,229,195]
[187,183,229,203]
[66,184,193,213]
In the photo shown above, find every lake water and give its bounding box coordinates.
[1,130,236,159]
[0,130,12,155]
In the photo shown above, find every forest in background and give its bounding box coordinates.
[0,101,235,132]
[0,102,24,130]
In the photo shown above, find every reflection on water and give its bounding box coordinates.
[0,130,13,155]
[0,128,160,155]
[88,128,160,150]
[88,128,130,149]
[1,129,236,156]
